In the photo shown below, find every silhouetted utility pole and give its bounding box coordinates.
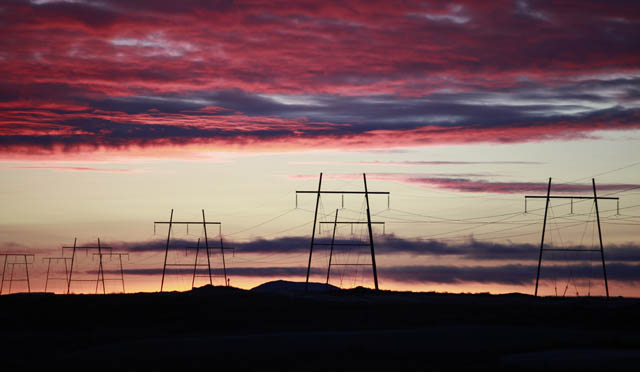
[92,252,129,293]
[154,209,230,292]
[42,257,71,293]
[297,173,389,291]
[525,178,618,298]
[322,208,386,286]
[0,253,34,294]
[63,238,112,294]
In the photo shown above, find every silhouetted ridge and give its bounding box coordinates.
[251,280,339,294]
[189,284,244,295]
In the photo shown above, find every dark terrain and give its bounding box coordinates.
[1,281,639,371]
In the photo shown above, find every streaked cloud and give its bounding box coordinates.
[0,0,638,158]
[98,262,640,285]
[118,235,640,263]
[289,173,640,194]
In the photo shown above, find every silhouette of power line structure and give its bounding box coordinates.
[297,173,390,291]
[154,209,229,292]
[0,253,34,294]
[322,208,386,286]
[525,178,619,298]
[92,252,129,293]
[63,238,113,294]
[42,256,71,293]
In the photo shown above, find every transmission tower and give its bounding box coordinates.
[0,253,34,294]
[91,252,129,293]
[296,173,390,291]
[321,208,386,286]
[525,178,619,298]
[63,238,112,294]
[154,209,229,292]
[42,257,71,293]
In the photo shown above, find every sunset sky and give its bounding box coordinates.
[1,0,639,296]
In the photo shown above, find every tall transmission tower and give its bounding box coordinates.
[0,253,34,294]
[154,209,229,292]
[296,173,390,291]
[321,208,386,286]
[92,252,129,293]
[525,178,619,298]
[63,238,112,294]
[42,256,71,293]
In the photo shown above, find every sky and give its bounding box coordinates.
[1,0,639,296]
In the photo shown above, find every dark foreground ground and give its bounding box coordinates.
[1,282,640,371]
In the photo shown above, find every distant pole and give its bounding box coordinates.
[67,238,77,294]
[326,209,339,285]
[24,254,30,293]
[535,178,552,297]
[305,172,323,291]
[8,263,14,293]
[202,209,213,286]
[363,173,379,291]
[219,225,228,286]
[64,257,68,287]
[192,238,200,289]
[0,255,6,294]
[119,254,126,293]
[161,209,173,292]
[44,258,52,292]
[96,238,106,294]
[592,178,609,298]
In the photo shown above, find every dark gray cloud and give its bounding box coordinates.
[117,235,640,263]
[2,76,640,151]
[381,263,640,285]
[97,263,640,285]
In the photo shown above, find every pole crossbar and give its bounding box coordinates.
[314,243,370,246]
[319,221,385,224]
[92,252,128,257]
[525,196,618,200]
[296,191,389,195]
[542,249,601,252]
[0,254,35,257]
[154,221,221,225]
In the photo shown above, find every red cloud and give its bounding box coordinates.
[1,1,639,159]
[289,173,639,194]
[1,0,639,97]
[6,165,143,173]
[383,176,639,194]
[0,105,638,160]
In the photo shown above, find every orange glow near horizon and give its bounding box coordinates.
[2,0,640,298]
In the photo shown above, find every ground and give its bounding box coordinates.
[1,282,639,371]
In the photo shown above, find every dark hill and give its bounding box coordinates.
[1,286,639,371]
[251,280,339,294]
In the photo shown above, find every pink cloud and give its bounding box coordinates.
[288,173,640,194]
[7,165,144,173]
